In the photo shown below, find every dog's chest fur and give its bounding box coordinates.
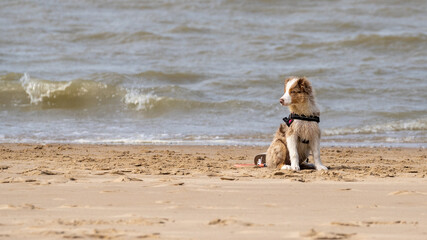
[275,120,320,162]
[287,120,321,142]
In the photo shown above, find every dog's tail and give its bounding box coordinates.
[254,153,267,166]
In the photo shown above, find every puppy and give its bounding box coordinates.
[266,77,328,171]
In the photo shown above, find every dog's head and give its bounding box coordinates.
[279,77,313,106]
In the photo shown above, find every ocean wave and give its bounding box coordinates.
[121,86,265,116]
[84,70,206,86]
[298,33,427,51]
[133,70,205,84]
[20,73,72,104]
[342,34,427,49]
[2,73,248,113]
[168,25,211,34]
[70,31,168,44]
[122,89,164,111]
[323,118,427,136]
[120,31,170,43]
[0,72,22,82]
[2,73,207,110]
[15,73,120,108]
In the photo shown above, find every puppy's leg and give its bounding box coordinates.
[285,135,300,171]
[311,138,328,171]
[266,140,287,169]
[281,164,292,170]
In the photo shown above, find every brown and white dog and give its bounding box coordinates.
[266,77,328,171]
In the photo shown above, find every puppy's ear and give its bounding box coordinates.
[298,77,312,94]
[284,77,293,92]
[285,77,298,91]
[284,77,293,86]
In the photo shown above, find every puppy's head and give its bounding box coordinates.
[279,77,313,106]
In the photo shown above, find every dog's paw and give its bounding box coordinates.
[291,165,301,171]
[281,165,292,170]
[316,165,328,171]
[281,164,301,171]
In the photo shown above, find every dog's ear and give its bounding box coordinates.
[284,77,297,86]
[284,77,297,92]
[284,77,293,92]
[298,77,312,94]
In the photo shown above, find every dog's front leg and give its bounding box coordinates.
[311,139,328,171]
[283,135,300,171]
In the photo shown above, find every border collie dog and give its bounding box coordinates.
[266,77,328,171]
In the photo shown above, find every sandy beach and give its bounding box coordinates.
[0,143,426,239]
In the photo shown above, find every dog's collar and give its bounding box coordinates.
[283,113,320,127]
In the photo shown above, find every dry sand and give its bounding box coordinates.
[0,143,426,239]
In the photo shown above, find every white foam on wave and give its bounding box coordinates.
[323,118,427,136]
[19,73,72,104]
[122,88,163,111]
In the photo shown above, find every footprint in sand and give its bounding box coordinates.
[112,176,143,182]
[20,168,62,176]
[154,200,174,205]
[331,220,418,227]
[137,233,161,239]
[76,228,125,239]
[301,229,356,239]
[0,165,10,170]
[1,177,38,183]
[331,222,361,227]
[362,220,418,226]
[0,204,42,210]
[388,190,427,196]
[220,177,237,181]
[58,204,91,208]
[208,218,256,227]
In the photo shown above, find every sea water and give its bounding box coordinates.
[0,0,426,147]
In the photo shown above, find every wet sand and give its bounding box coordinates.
[1,144,426,239]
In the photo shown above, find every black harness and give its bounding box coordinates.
[283,113,320,127]
[282,113,320,144]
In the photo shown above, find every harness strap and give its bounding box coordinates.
[283,113,320,127]
[282,113,320,144]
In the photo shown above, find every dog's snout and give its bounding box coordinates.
[279,98,284,105]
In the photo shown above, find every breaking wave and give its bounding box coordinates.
[1,73,261,115]
[15,73,119,108]
[121,87,261,116]
[122,89,164,111]
[20,73,72,104]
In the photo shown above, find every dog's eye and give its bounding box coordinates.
[290,90,299,94]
